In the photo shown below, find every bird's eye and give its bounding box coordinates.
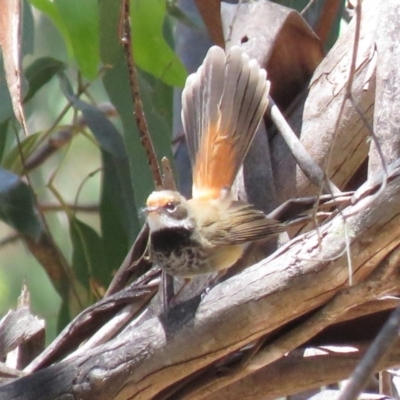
[164,202,177,213]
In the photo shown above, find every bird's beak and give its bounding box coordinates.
[143,206,157,215]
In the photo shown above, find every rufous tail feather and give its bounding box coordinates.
[181,46,270,200]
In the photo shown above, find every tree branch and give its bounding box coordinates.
[1,160,400,399]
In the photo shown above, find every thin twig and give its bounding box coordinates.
[319,0,386,198]
[268,97,341,196]
[32,79,94,152]
[310,0,377,280]
[301,0,317,15]
[344,219,353,286]
[39,204,99,213]
[73,168,102,217]
[119,0,163,189]
[24,103,115,173]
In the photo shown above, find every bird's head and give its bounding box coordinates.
[144,190,194,232]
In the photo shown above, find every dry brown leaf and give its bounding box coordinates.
[221,1,324,110]
[0,0,28,135]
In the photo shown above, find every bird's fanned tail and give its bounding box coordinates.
[181,46,270,201]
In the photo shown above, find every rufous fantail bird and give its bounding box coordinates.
[145,46,284,277]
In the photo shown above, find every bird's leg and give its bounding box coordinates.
[168,278,192,308]
[162,271,175,313]
[207,270,228,289]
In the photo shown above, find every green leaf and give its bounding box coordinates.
[138,70,174,170]
[100,54,154,209]
[131,0,187,87]
[22,0,35,56]
[27,0,73,54]
[54,0,99,79]
[0,60,14,124]
[59,73,140,270]
[58,73,125,156]
[0,120,9,162]
[28,0,99,79]
[166,1,203,30]
[1,132,41,174]
[57,298,71,332]
[24,57,66,102]
[70,217,107,290]
[100,151,137,272]
[0,167,43,239]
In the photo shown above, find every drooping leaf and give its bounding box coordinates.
[1,131,41,174]
[131,0,186,87]
[27,0,72,54]
[0,60,13,124]
[58,73,125,157]
[100,151,138,273]
[0,166,43,239]
[24,57,66,102]
[0,0,28,134]
[166,0,203,30]
[138,69,174,173]
[59,72,140,271]
[0,120,9,162]
[70,217,108,293]
[53,0,99,80]
[57,298,71,332]
[28,0,99,79]
[275,0,344,50]
[0,2,33,128]
[21,0,34,56]
[23,231,88,320]
[100,37,154,208]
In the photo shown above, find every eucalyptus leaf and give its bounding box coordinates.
[24,57,66,102]
[22,0,34,56]
[274,0,344,50]
[28,0,99,79]
[58,73,125,157]
[2,132,41,174]
[57,298,71,332]
[100,151,138,272]
[0,61,14,124]
[166,0,204,30]
[27,0,73,54]
[0,120,9,162]
[53,0,99,80]
[59,73,140,270]
[0,167,43,239]
[131,0,187,87]
[70,217,107,291]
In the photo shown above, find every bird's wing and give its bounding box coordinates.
[200,202,284,246]
[181,46,270,201]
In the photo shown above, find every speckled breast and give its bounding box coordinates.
[149,227,206,277]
